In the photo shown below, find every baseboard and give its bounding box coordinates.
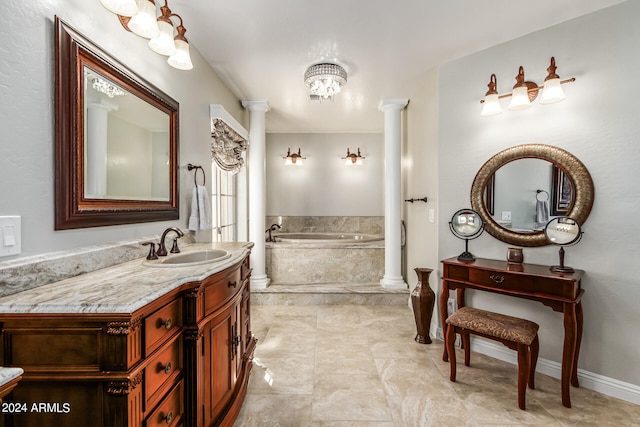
[435,327,640,405]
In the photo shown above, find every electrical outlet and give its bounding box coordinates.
[428,209,435,223]
[447,298,457,316]
[501,211,512,221]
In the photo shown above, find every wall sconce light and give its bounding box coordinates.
[342,148,364,166]
[284,148,305,165]
[480,57,575,116]
[100,0,193,70]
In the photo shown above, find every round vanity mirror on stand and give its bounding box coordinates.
[544,217,583,273]
[449,209,484,261]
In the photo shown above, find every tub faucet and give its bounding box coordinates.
[157,227,184,256]
[265,223,281,242]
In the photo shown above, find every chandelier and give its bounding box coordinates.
[304,63,347,100]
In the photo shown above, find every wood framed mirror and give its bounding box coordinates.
[470,144,594,247]
[54,17,179,230]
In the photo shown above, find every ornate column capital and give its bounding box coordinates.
[241,100,270,112]
[378,98,409,112]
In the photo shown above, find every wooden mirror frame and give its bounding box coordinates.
[54,17,179,230]
[470,144,594,247]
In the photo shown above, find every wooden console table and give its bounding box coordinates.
[440,257,584,408]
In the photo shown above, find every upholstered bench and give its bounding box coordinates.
[445,306,539,410]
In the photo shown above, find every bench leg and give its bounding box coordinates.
[516,343,530,410]
[446,324,457,382]
[461,332,471,367]
[529,335,539,389]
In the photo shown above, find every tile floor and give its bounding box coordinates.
[234,304,640,426]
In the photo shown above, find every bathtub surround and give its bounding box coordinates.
[243,100,270,289]
[266,216,383,235]
[380,99,409,289]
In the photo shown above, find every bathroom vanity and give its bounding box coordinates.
[0,242,255,427]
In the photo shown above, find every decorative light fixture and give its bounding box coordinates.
[342,148,364,166]
[480,57,575,116]
[99,0,138,16]
[304,63,347,100]
[92,77,126,98]
[100,0,193,70]
[127,0,160,39]
[284,148,305,165]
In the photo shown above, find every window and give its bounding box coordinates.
[211,165,237,242]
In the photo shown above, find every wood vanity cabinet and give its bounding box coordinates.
[0,253,255,427]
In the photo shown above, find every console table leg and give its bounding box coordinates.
[440,283,450,362]
[562,302,578,408]
[572,301,584,388]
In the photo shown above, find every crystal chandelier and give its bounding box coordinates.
[92,77,125,98]
[304,63,347,100]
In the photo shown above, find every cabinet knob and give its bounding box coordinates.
[163,411,173,424]
[228,281,237,288]
[161,361,172,374]
[162,317,173,329]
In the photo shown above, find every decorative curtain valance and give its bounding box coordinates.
[211,117,248,174]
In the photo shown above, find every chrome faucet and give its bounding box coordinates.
[265,223,281,242]
[157,227,184,256]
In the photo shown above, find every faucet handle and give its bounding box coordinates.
[170,238,181,254]
[142,242,158,260]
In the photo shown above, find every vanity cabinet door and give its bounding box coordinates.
[201,300,240,426]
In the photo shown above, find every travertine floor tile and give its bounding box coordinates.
[233,305,640,427]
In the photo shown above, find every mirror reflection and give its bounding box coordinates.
[486,159,574,232]
[83,67,170,201]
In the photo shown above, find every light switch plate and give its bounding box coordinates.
[0,216,21,257]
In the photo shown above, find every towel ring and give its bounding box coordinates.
[536,189,549,201]
[187,163,206,186]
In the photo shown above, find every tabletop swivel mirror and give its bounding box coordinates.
[449,209,484,261]
[544,217,583,273]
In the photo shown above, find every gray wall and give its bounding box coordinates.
[438,2,640,386]
[0,1,243,258]
[266,133,384,216]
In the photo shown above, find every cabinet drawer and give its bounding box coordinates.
[469,269,536,294]
[146,379,183,427]
[145,335,182,407]
[204,266,241,315]
[145,298,182,355]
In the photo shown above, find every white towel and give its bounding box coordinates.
[188,185,212,231]
[535,200,549,225]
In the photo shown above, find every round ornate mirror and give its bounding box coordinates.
[470,144,594,247]
[449,208,484,261]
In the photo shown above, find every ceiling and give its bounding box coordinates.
[172,0,625,133]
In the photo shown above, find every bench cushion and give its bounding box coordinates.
[446,307,539,346]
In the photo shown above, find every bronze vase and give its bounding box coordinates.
[411,267,435,344]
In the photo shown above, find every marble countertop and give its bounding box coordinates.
[0,367,23,387]
[0,242,253,315]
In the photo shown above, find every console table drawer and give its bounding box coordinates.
[469,269,536,293]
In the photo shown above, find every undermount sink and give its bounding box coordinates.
[145,249,231,267]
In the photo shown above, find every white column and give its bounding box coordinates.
[379,98,409,289]
[85,99,117,197]
[242,100,270,289]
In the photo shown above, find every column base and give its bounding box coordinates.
[380,276,408,290]
[251,275,271,289]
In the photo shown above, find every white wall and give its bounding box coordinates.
[266,133,383,216]
[403,69,440,304]
[438,2,640,387]
[0,1,243,258]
